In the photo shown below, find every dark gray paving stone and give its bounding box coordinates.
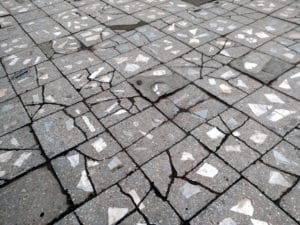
[0,167,68,225]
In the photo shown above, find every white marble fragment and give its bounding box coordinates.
[108,207,128,225]
[206,127,225,140]
[268,171,292,187]
[129,189,145,210]
[181,152,195,161]
[179,182,201,199]
[230,198,254,216]
[67,154,80,167]
[248,104,272,117]
[219,218,237,225]
[196,163,219,178]
[76,170,93,192]
[92,138,107,153]
[250,130,268,144]
[13,152,32,167]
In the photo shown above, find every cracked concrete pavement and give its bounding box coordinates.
[0,0,299,224]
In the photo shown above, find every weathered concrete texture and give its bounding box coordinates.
[0,0,299,224]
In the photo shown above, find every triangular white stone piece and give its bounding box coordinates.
[230,198,254,216]
[108,207,128,225]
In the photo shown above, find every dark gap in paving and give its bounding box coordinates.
[106,21,147,31]
[182,0,216,6]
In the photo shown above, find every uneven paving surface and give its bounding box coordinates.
[0,0,299,224]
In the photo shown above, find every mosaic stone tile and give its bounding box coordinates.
[234,86,300,136]
[142,36,190,63]
[190,179,298,225]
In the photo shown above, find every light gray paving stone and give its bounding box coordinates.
[243,161,297,200]
[272,2,300,24]
[109,107,167,147]
[127,121,186,165]
[285,127,300,147]
[52,9,99,33]
[270,62,300,91]
[251,16,296,35]
[107,48,159,78]
[0,35,34,57]
[0,97,30,136]
[20,77,82,120]
[74,25,115,47]
[2,47,47,74]
[77,132,122,161]
[142,36,190,63]
[0,167,68,225]
[200,17,242,35]
[179,98,227,131]
[234,119,281,154]
[168,178,216,220]
[141,152,172,197]
[234,86,300,136]
[53,50,101,75]
[9,61,62,95]
[129,66,189,102]
[140,191,181,225]
[192,123,226,151]
[227,26,274,49]
[172,25,219,48]
[258,41,300,64]
[280,181,300,223]
[52,150,94,204]
[0,77,16,103]
[262,141,300,176]
[187,154,240,193]
[88,151,136,193]
[169,135,209,176]
[118,211,147,225]
[76,185,135,225]
[230,51,293,84]
[54,213,80,225]
[190,179,298,225]
[32,111,86,158]
[217,135,260,172]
